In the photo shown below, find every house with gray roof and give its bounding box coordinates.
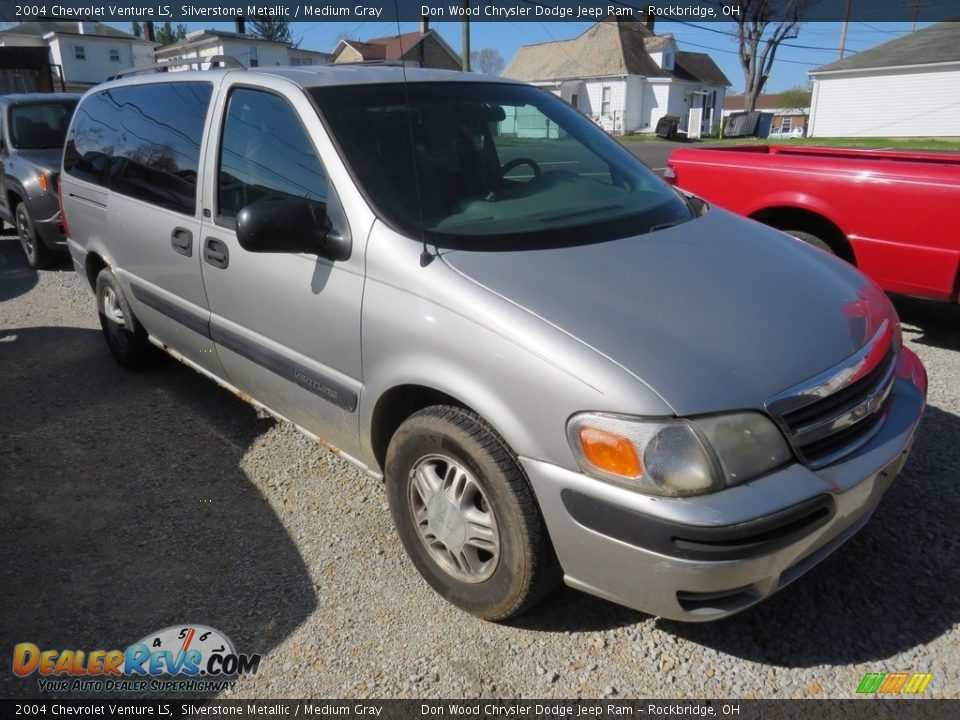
[503,17,730,137]
[0,22,156,91]
[808,19,960,138]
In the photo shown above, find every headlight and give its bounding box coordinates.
[567,412,792,496]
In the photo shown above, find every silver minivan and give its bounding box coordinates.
[61,65,926,622]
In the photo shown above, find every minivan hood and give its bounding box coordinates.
[13,148,62,174]
[440,208,886,416]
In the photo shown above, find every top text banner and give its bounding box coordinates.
[2,0,958,23]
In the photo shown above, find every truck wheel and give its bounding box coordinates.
[385,405,560,620]
[95,269,158,370]
[16,202,55,269]
[784,228,834,255]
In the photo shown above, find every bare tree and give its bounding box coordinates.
[721,0,817,112]
[249,13,292,45]
[470,48,505,76]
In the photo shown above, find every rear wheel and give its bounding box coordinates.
[385,405,561,620]
[783,228,834,255]
[95,269,158,370]
[16,202,55,269]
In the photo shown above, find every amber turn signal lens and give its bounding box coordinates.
[38,173,50,192]
[577,427,643,479]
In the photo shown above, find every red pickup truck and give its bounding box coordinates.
[665,145,960,303]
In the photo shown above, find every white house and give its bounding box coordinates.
[808,20,960,138]
[0,22,155,91]
[155,30,330,71]
[503,17,730,137]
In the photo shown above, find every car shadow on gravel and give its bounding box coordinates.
[515,405,960,668]
[658,403,960,667]
[0,231,38,302]
[892,295,960,352]
[0,326,317,699]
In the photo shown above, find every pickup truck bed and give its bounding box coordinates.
[666,145,960,303]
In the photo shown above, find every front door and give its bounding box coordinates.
[198,84,364,454]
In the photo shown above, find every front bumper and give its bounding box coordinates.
[522,347,927,622]
[29,194,68,252]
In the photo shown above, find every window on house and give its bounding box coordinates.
[601,87,611,116]
[249,46,259,68]
[571,93,579,109]
[109,49,121,63]
[781,117,793,132]
[663,52,673,69]
[74,46,86,60]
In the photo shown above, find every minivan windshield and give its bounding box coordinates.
[311,82,694,248]
[9,101,77,150]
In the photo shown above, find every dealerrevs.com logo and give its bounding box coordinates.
[13,625,261,693]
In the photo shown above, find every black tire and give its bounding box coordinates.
[783,228,834,255]
[95,269,158,370]
[16,202,55,269]
[385,405,561,621]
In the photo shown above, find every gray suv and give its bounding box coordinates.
[0,93,79,268]
[60,66,926,622]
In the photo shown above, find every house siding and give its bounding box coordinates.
[622,75,645,133]
[810,65,960,137]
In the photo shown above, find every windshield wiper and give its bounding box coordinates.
[540,204,624,223]
[648,219,690,233]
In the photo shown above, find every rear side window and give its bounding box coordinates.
[64,82,212,215]
[8,102,77,150]
[217,87,327,221]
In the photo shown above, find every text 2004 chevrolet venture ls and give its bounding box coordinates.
[60,65,926,621]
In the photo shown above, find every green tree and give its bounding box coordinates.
[131,20,141,38]
[779,84,812,115]
[155,22,187,46]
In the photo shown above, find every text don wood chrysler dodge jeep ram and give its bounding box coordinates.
[60,65,926,622]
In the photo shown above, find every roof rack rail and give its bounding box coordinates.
[333,59,421,68]
[108,55,244,81]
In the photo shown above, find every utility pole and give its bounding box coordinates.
[461,0,470,71]
[837,0,852,58]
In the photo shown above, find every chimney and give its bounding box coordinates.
[642,9,655,33]
[235,16,245,34]
[420,16,429,35]
[143,21,154,42]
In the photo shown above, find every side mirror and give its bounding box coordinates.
[236,198,351,262]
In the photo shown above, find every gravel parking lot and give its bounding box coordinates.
[1,229,958,701]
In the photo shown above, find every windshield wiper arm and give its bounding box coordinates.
[648,219,689,233]
[540,204,623,223]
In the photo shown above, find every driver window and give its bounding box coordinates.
[218,87,328,222]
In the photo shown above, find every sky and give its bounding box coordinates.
[107,20,932,94]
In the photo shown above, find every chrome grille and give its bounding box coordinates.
[767,322,897,469]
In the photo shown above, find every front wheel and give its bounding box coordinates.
[16,202,55,269]
[385,406,560,620]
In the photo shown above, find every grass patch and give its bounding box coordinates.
[702,136,960,151]
[617,135,960,151]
